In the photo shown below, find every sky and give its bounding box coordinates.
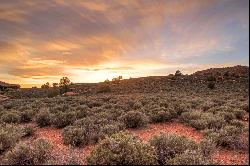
[0,0,249,88]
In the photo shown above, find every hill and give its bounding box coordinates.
[2,65,249,99]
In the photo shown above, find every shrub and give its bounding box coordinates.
[118,111,148,128]
[208,81,216,89]
[217,111,236,122]
[233,109,245,119]
[51,111,76,128]
[4,139,51,165]
[174,103,191,115]
[47,88,60,98]
[206,75,216,81]
[35,110,52,127]
[206,125,247,150]
[1,112,20,124]
[167,150,213,165]
[148,107,173,123]
[97,84,111,93]
[62,126,87,147]
[180,111,225,130]
[229,119,245,129]
[0,124,22,153]
[150,133,198,164]
[180,110,201,123]
[87,132,157,165]
[98,123,124,140]
[21,126,35,137]
[20,110,34,123]
[198,138,216,157]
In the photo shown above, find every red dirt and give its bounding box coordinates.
[212,149,249,165]
[29,127,94,165]
[127,122,204,143]
[22,122,248,165]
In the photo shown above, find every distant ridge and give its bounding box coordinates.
[192,65,249,77]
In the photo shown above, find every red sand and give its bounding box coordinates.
[212,149,249,165]
[21,122,248,165]
[31,127,94,165]
[127,122,204,143]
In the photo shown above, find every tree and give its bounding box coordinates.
[175,70,182,76]
[59,77,71,94]
[59,77,70,87]
[41,82,50,89]
[52,83,58,88]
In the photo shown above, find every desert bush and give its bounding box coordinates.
[150,133,198,164]
[62,126,87,147]
[205,125,247,150]
[217,111,236,122]
[198,138,216,157]
[35,109,52,127]
[118,111,148,128]
[148,107,172,123]
[1,111,20,124]
[98,123,124,139]
[206,75,216,81]
[174,103,191,115]
[21,126,35,137]
[0,123,22,153]
[201,101,216,111]
[4,139,51,165]
[3,102,14,109]
[229,119,245,129]
[97,84,111,93]
[180,111,225,130]
[233,109,245,119]
[167,150,213,165]
[207,81,216,89]
[47,88,60,98]
[51,111,76,128]
[180,111,201,124]
[87,132,157,165]
[20,110,34,123]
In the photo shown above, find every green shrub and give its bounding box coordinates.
[174,103,191,115]
[180,111,225,130]
[21,126,35,137]
[208,81,216,89]
[150,133,198,164]
[62,126,87,147]
[217,111,236,122]
[167,150,213,165]
[4,139,51,165]
[148,107,174,123]
[206,125,247,150]
[233,109,245,119]
[229,119,245,129]
[35,110,52,127]
[0,123,22,153]
[51,111,76,128]
[87,132,157,165]
[20,110,34,123]
[97,84,111,93]
[180,111,201,124]
[1,112,20,124]
[118,111,148,128]
[47,88,60,98]
[198,138,216,157]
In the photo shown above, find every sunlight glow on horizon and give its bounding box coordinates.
[0,0,249,87]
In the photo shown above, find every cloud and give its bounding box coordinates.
[0,0,248,85]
